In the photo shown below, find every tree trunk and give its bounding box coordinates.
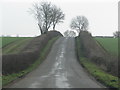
[38,24,43,34]
[53,25,55,30]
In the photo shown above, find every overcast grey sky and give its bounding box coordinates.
[0,0,118,36]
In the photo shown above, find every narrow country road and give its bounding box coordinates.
[7,37,104,88]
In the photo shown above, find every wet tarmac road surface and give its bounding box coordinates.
[7,37,104,88]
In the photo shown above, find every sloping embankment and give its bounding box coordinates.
[79,31,118,77]
[2,31,62,75]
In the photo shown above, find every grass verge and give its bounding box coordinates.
[2,36,60,86]
[75,37,119,89]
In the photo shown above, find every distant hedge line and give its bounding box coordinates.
[79,31,118,77]
[2,31,62,75]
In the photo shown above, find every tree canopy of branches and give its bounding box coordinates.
[113,31,120,38]
[30,2,65,34]
[51,5,65,30]
[70,16,89,34]
[64,30,76,37]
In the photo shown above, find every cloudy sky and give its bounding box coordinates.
[0,0,118,37]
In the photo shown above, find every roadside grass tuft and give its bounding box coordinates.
[2,36,59,86]
[75,37,119,89]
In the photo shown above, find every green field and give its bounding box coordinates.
[0,37,32,48]
[3,39,32,54]
[95,37,118,56]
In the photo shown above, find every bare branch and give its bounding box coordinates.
[29,1,65,34]
[51,5,65,30]
[70,16,89,34]
[64,30,76,37]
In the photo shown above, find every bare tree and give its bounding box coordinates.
[70,16,89,34]
[30,2,53,34]
[51,5,65,30]
[30,2,65,34]
[113,31,120,38]
[69,31,76,37]
[64,30,76,37]
[64,30,69,37]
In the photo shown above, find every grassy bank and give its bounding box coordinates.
[76,37,119,89]
[2,36,60,86]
